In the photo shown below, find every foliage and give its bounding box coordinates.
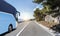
[34,8,46,21]
[33,0,60,10]
[33,0,60,21]
[33,0,43,4]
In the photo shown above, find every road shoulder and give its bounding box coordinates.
[35,21,55,36]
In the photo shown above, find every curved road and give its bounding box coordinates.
[19,21,52,36]
[4,21,53,36]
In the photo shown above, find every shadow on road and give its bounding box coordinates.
[0,29,16,36]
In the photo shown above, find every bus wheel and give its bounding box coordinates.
[8,24,13,32]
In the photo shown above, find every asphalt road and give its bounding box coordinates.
[19,21,52,36]
[4,21,29,36]
[2,21,53,36]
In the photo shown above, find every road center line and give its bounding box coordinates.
[16,22,30,36]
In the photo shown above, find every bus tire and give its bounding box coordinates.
[8,24,13,32]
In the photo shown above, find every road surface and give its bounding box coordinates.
[19,21,52,36]
[1,21,53,36]
[4,21,29,36]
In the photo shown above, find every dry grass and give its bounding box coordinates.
[38,21,58,28]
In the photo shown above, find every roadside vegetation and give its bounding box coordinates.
[33,0,60,32]
[33,0,60,21]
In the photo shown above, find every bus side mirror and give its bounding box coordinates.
[16,11,20,19]
[18,12,20,16]
[19,12,20,16]
[17,11,20,16]
[16,11,20,21]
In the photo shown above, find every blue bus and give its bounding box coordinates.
[0,0,20,34]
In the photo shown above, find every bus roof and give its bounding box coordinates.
[0,0,17,14]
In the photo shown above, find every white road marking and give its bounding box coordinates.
[16,22,30,36]
[16,21,55,36]
[35,21,55,36]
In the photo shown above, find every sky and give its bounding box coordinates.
[5,0,43,20]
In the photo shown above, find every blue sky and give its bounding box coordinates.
[5,0,43,20]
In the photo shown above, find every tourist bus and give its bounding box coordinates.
[0,0,20,34]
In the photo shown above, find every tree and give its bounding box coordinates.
[34,8,40,21]
[33,0,52,14]
[34,8,46,21]
[33,0,60,21]
[33,0,43,4]
[33,0,60,11]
